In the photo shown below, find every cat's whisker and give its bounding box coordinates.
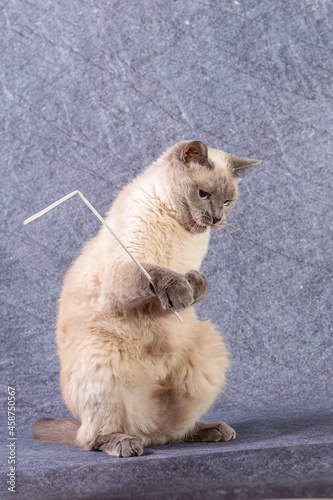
[226,223,253,236]
[216,229,234,287]
[218,229,227,277]
[225,229,257,248]
[225,224,241,233]
[223,225,245,259]
[225,224,261,250]
[223,226,239,235]
[225,223,243,232]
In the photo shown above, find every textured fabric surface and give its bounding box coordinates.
[1,0,332,499]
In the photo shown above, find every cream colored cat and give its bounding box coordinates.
[32,140,259,457]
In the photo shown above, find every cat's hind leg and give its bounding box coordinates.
[93,432,144,458]
[183,421,236,443]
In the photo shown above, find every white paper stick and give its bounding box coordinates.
[23,190,183,323]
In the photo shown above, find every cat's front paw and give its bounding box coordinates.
[185,270,208,304]
[151,270,194,312]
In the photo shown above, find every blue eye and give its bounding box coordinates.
[199,190,211,201]
[224,200,231,206]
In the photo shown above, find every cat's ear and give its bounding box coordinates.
[228,155,261,174]
[180,141,211,167]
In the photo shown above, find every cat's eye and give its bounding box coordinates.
[199,190,211,201]
[224,200,231,206]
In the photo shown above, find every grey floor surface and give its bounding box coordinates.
[1,0,332,499]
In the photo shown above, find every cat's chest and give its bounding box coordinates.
[125,205,210,273]
[167,229,210,273]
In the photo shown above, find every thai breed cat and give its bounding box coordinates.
[32,140,259,457]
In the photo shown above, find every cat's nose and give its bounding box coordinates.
[212,217,221,225]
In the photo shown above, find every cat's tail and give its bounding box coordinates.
[31,418,81,447]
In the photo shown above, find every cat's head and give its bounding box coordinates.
[168,140,260,234]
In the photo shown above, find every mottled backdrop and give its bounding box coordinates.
[1,0,332,499]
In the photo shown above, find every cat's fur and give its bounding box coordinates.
[32,140,259,457]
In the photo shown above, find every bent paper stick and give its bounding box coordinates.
[23,190,183,323]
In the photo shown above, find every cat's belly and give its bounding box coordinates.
[62,309,229,447]
[126,311,228,444]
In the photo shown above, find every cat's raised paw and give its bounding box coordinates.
[151,269,194,312]
[185,270,208,304]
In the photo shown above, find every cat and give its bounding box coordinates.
[32,140,260,457]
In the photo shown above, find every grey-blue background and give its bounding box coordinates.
[1,1,332,498]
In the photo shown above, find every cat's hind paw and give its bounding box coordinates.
[184,421,236,443]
